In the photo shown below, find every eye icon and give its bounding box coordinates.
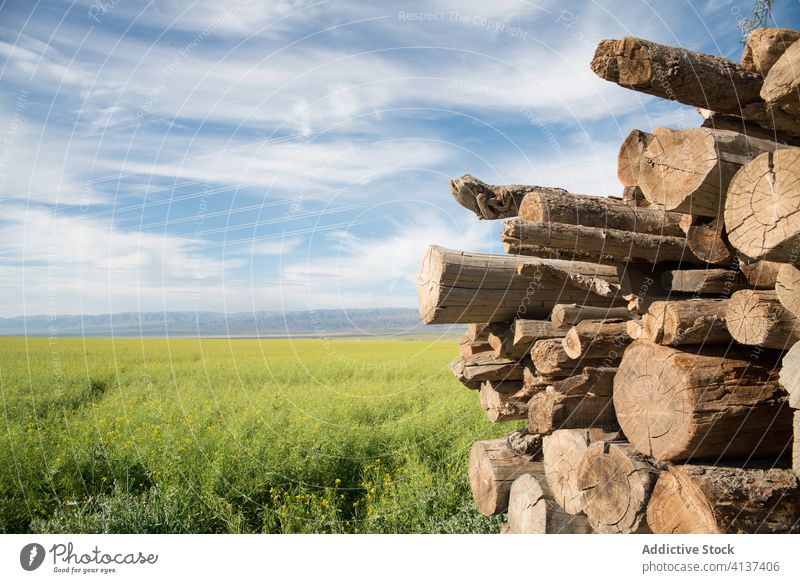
[20,543,46,571]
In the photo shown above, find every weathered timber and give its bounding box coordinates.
[543,428,620,515]
[417,246,623,324]
[647,464,800,533]
[578,442,660,534]
[614,341,791,462]
[527,387,618,434]
[530,338,620,377]
[461,352,528,382]
[449,174,564,220]
[506,428,544,459]
[459,338,492,358]
[562,319,630,359]
[502,220,696,264]
[550,303,635,328]
[517,186,684,235]
[740,258,784,288]
[639,299,731,345]
[742,28,800,75]
[726,148,800,262]
[779,342,800,409]
[726,289,800,349]
[638,128,783,217]
[448,358,481,390]
[762,39,800,114]
[480,381,536,422]
[496,319,570,360]
[776,263,800,319]
[505,473,594,533]
[795,411,800,479]
[686,217,735,264]
[617,129,653,187]
[661,268,745,294]
[469,438,546,516]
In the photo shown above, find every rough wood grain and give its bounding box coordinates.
[639,299,731,345]
[613,341,791,462]
[779,342,800,409]
[480,380,536,422]
[543,428,620,515]
[551,304,634,328]
[742,28,800,76]
[505,473,594,533]
[578,441,660,534]
[661,268,745,294]
[469,438,547,516]
[686,217,735,264]
[617,129,653,187]
[527,386,619,434]
[762,39,800,114]
[726,289,800,349]
[448,358,481,390]
[740,258,784,288]
[647,464,800,533]
[530,338,620,377]
[449,174,564,220]
[725,148,800,262]
[461,352,528,382]
[776,263,800,319]
[562,319,630,359]
[495,319,570,360]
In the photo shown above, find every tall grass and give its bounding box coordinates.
[0,336,514,533]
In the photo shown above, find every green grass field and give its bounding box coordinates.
[0,336,514,533]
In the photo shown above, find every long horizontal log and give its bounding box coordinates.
[639,299,731,345]
[592,36,800,137]
[739,258,784,288]
[647,464,800,533]
[550,303,634,328]
[725,148,800,262]
[726,289,800,349]
[461,352,528,382]
[517,187,684,236]
[614,341,791,462]
[449,174,566,220]
[661,268,745,294]
[562,319,630,359]
[527,387,619,434]
[448,358,481,389]
[417,246,624,324]
[495,319,570,360]
[638,127,783,217]
[530,338,620,377]
[503,220,696,264]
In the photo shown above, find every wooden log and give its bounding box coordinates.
[495,319,570,360]
[698,109,800,147]
[617,129,653,187]
[661,268,745,294]
[551,303,634,327]
[530,338,620,377]
[626,319,642,340]
[739,258,784,288]
[550,366,617,396]
[469,438,545,516]
[622,185,648,206]
[779,342,800,409]
[592,36,800,137]
[578,442,659,534]
[543,428,619,515]
[501,241,613,263]
[614,341,791,462]
[647,464,800,533]
[523,366,560,390]
[639,128,783,217]
[527,387,618,434]
[726,289,800,349]
[762,39,800,114]
[506,428,544,459]
[639,299,731,345]
[795,411,800,479]
[517,186,684,236]
[417,246,623,324]
[686,216,734,264]
[726,148,800,262]
[465,322,507,342]
[502,220,696,264]
[459,338,492,358]
[480,381,535,422]
[776,263,800,319]
[505,473,593,533]
[461,352,528,382]
[448,358,481,389]
[449,174,565,220]
[741,28,800,76]
[562,319,630,359]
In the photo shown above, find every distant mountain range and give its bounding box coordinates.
[0,308,461,338]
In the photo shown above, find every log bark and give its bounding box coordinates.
[417,246,623,324]
[617,129,653,187]
[639,299,731,345]
[530,338,620,377]
[527,388,618,434]
[543,428,620,515]
[639,128,783,217]
[647,464,800,533]
[740,258,784,289]
[592,36,800,136]
[461,352,528,382]
[480,381,536,422]
[505,473,594,533]
[506,428,544,459]
[562,319,630,359]
[726,289,800,349]
[550,303,635,328]
[742,28,800,76]
[469,438,546,516]
[517,187,684,236]
[495,319,570,360]
[613,341,791,462]
[459,338,492,358]
[699,109,800,146]
[661,268,745,294]
[776,263,800,319]
[578,442,660,534]
[502,220,696,264]
[779,342,800,409]
[726,148,800,262]
[448,358,481,389]
[761,39,800,114]
[449,174,565,220]
[686,216,735,264]
[466,322,507,342]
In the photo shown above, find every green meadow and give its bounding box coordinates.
[0,336,513,533]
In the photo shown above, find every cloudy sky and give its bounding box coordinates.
[0,0,798,318]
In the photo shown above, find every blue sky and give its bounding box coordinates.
[0,0,798,318]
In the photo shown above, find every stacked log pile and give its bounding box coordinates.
[419,29,800,534]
